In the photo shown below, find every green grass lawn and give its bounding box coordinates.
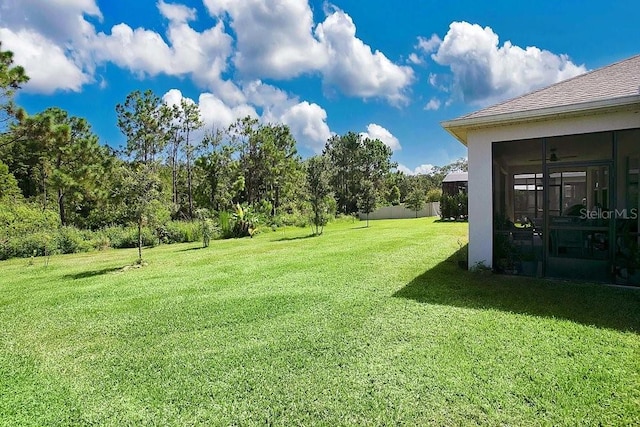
[1,218,639,426]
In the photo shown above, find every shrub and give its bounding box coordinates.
[0,201,59,237]
[195,209,218,247]
[219,211,233,238]
[232,204,254,238]
[426,188,442,203]
[157,221,202,244]
[255,200,273,222]
[6,231,56,259]
[279,211,309,228]
[440,193,468,219]
[0,200,60,259]
[56,226,92,254]
[218,205,258,239]
[104,225,156,249]
[89,232,111,251]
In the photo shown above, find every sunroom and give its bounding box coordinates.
[442,54,640,285]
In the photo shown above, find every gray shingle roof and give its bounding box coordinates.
[442,172,468,183]
[460,54,640,120]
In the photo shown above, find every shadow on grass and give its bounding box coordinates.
[394,246,640,333]
[275,234,317,242]
[64,266,124,280]
[177,246,205,252]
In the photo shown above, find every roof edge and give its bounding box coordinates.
[441,94,640,144]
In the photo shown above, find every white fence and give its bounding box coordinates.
[358,202,440,220]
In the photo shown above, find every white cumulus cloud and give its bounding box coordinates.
[204,1,413,104]
[360,123,401,151]
[92,9,233,89]
[0,0,414,104]
[0,0,101,45]
[424,98,441,111]
[0,28,91,93]
[315,9,414,104]
[280,101,332,153]
[407,53,422,65]
[431,21,587,105]
[203,0,327,79]
[157,0,197,23]
[162,83,333,153]
[0,0,100,92]
[0,0,234,93]
[417,34,442,53]
[397,163,435,176]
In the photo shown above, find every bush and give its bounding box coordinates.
[0,200,60,259]
[0,201,59,237]
[278,211,310,228]
[440,193,468,220]
[56,226,92,254]
[89,232,111,251]
[218,205,258,239]
[157,221,202,244]
[219,211,233,238]
[4,232,56,259]
[426,188,442,203]
[104,225,156,249]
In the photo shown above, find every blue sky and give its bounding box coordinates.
[1,0,638,174]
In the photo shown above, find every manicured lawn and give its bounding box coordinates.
[1,218,639,426]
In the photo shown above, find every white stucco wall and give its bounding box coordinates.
[467,108,640,269]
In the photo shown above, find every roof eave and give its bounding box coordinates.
[442,126,468,146]
[441,94,640,145]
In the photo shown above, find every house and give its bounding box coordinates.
[442,172,468,196]
[441,172,468,220]
[441,54,640,285]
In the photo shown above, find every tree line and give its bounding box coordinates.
[0,44,466,260]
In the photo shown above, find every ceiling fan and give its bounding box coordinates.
[529,148,578,162]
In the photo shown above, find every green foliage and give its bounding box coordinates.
[0,202,205,259]
[116,89,171,165]
[56,226,92,254]
[440,192,469,219]
[306,155,333,235]
[89,232,111,251]
[0,42,29,134]
[218,211,233,238]
[405,187,426,217]
[426,188,442,202]
[324,131,395,214]
[254,199,274,223]
[3,231,55,259]
[156,221,202,244]
[0,199,58,237]
[217,204,258,239]
[0,201,57,260]
[388,185,401,205]
[195,208,215,248]
[357,179,378,226]
[167,97,204,218]
[232,203,257,238]
[276,202,312,228]
[2,107,114,227]
[0,198,102,259]
[1,220,638,425]
[0,159,20,200]
[104,225,156,249]
[195,128,243,212]
[118,162,163,261]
